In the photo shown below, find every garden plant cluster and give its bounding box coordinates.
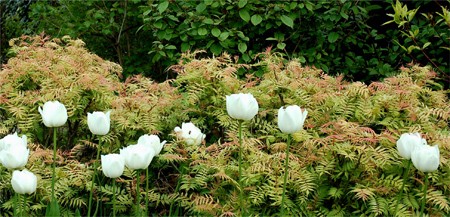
[0,35,448,216]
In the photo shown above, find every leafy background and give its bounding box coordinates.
[0,0,449,216]
[1,0,449,84]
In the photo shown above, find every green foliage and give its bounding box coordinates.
[25,0,154,78]
[0,36,449,216]
[2,0,447,83]
[384,0,450,88]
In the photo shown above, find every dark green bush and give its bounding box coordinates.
[1,0,449,83]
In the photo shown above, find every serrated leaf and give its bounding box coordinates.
[157,1,169,13]
[280,15,294,28]
[328,32,339,43]
[239,9,250,22]
[251,14,263,26]
[238,0,247,8]
[211,28,221,37]
[238,42,247,53]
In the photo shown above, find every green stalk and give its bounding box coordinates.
[169,163,185,216]
[23,194,27,216]
[14,193,18,216]
[280,134,291,216]
[88,139,101,217]
[136,170,141,216]
[112,179,116,217]
[420,173,429,217]
[394,160,411,215]
[145,168,149,215]
[51,128,57,202]
[238,121,244,215]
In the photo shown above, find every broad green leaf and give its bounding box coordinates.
[251,14,263,26]
[239,9,250,22]
[181,42,190,52]
[211,28,221,37]
[238,42,247,53]
[422,42,431,49]
[277,42,286,50]
[280,15,294,28]
[328,32,339,43]
[299,56,306,63]
[166,45,176,50]
[153,20,163,29]
[305,2,313,11]
[238,0,247,8]
[340,11,349,19]
[157,1,169,13]
[210,43,223,55]
[203,18,214,24]
[198,28,208,36]
[219,32,229,41]
[196,3,206,13]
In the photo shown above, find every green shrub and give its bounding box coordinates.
[0,36,449,216]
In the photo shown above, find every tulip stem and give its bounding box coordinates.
[145,168,149,215]
[169,163,185,216]
[88,139,101,217]
[420,173,429,217]
[23,194,27,215]
[238,121,244,215]
[112,178,116,217]
[136,170,141,216]
[51,128,57,203]
[280,134,291,216]
[394,160,411,215]
[14,193,18,216]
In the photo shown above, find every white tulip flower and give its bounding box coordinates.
[38,101,68,127]
[87,111,111,135]
[278,105,308,134]
[0,144,29,170]
[101,154,125,178]
[11,169,37,194]
[174,122,206,146]
[226,93,259,121]
[0,132,27,151]
[120,144,155,170]
[138,134,166,156]
[396,133,423,160]
[411,143,440,173]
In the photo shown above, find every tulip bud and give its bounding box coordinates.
[138,134,166,156]
[0,132,27,151]
[87,111,111,135]
[226,93,259,121]
[101,154,125,178]
[0,144,29,170]
[38,101,68,127]
[396,133,423,160]
[120,144,155,170]
[11,169,37,194]
[277,105,308,134]
[411,143,440,173]
[174,122,206,146]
